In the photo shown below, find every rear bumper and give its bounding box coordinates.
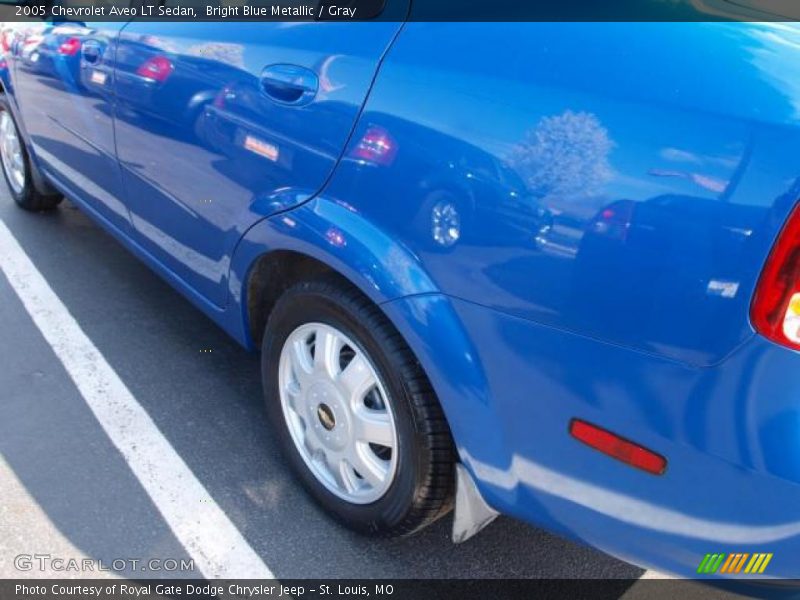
[383,293,800,578]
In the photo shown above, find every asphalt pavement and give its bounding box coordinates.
[0,180,745,596]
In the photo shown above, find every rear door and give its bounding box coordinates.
[113,13,408,307]
[12,18,129,232]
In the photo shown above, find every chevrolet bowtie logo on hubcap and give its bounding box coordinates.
[317,403,336,431]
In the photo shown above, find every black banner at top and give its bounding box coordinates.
[1,0,800,22]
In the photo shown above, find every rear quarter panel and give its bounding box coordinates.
[327,22,800,367]
[302,22,800,576]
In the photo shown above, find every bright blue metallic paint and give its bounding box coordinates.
[229,197,439,345]
[331,22,800,368]
[437,296,800,578]
[324,22,800,577]
[12,22,130,232]
[7,16,800,578]
[112,20,407,306]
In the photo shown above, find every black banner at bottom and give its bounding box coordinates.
[0,579,794,600]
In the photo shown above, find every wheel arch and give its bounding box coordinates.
[244,249,338,348]
[231,197,441,350]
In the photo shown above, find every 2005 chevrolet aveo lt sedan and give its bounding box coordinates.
[4,9,800,578]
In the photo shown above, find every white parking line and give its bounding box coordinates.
[0,220,273,579]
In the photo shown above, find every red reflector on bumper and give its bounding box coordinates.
[569,419,667,475]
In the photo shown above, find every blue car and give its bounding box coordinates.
[4,15,800,579]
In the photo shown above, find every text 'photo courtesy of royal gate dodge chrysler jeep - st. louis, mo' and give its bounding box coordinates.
[3,3,800,581]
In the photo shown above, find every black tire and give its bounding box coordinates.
[0,97,62,212]
[261,277,455,536]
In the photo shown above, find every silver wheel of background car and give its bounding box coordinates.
[0,110,25,195]
[431,198,461,247]
[278,322,399,504]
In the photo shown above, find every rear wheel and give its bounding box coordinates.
[262,278,455,536]
[0,98,62,211]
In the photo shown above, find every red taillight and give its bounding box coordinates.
[136,55,173,83]
[752,203,800,350]
[569,419,667,475]
[349,125,397,166]
[58,37,81,56]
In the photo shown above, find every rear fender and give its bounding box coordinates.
[229,197,439,348]
[229,196,506,487]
